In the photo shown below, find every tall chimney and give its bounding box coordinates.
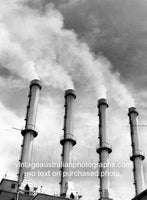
[128,107,145,195]
[60,89,76,197]
[96,99,112,200]
[18,79,42,188]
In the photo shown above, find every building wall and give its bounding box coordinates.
[19,193,33,200]
[0,179,17,200]
[0,179,34,200]
[0,190,33,200]
[0,179,18,193]
[0,191,16,200]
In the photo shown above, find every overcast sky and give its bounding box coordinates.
[0,0,147,200]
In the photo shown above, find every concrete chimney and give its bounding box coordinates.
[128,107,145,196]
[18,79,41,188]
[60,89,76,197]
[96,99,112,200]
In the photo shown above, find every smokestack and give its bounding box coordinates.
[96,99,112,200]
[18,79,42,189]
[60,89,76,197]
[128,107,145,196]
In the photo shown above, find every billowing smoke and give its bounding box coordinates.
[0,23,39,81]
[0,0,135,106]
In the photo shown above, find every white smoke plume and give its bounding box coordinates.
[0,0,135,106]
[0,23,39,80]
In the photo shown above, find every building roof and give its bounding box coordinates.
[0,178,18,185]
[33,193,70,200]
[132,189,147,200]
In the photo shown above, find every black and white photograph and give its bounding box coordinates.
[0,0,147,200]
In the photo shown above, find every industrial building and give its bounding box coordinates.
[0,79,147,200]
[132,189,147,200]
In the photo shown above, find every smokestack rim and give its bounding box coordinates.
[21,129,38,138]
[60,134,77,146]
[96,142,112,154]
[130,150,145,161]
[30,79,42,90]
[65,89,76,99]
[97,98,108,108]
[128,107,139,116]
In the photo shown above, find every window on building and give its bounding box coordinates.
[11,198,15,200]
[11,183,15,189]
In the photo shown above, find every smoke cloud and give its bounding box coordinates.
[0,22,39,80]
[0,0,134,105]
